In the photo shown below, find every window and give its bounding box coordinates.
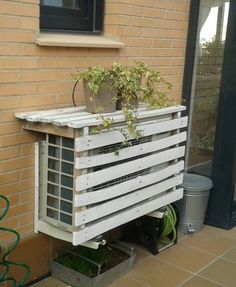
[40,0,105,34]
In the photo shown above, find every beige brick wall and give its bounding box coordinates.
[0,0,190,282]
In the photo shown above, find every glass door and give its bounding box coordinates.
[186,0,230,176]
[184,0,236,229]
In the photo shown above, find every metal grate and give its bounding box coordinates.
[88,134,170,192]
[46,135,74,226]
[90,168,151,191]
[89,136,156,192]
[93,135,153,155]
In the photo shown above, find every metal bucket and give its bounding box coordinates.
[178,173,213,234]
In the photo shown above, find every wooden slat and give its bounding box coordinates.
[69,105,186,128]
[75,116,188,152]
[76,146,185,191]
[76,132,187,169]
[75,174,183,226]
[41,111,88,123]
[72,188,183,245]
[22,122,74,138]
[15,107,82,122]
[38,220,73,243]
[53,109,170,126]
[53,109,126,126]
[74,161,184,207]
[16,105,186,127]
[52,105,151,126]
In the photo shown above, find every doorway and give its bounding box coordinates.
[183,0,236,228]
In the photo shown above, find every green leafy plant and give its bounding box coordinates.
[75,61,174,148]
[54,244,129,278]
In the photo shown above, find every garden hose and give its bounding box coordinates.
[0,195,30,287]
[159,204,177,245]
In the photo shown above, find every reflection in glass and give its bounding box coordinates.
[187,0,229,176]
[41,0,79,9]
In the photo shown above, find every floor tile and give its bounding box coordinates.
[199,258,236,287]
[108,276,148,287]
[177,231,188,241]
[203,225,236,241]
[180,276,224,287]
[181,228,236,256]
[157,243,216,272]
[30,226,236,287]
[31,277,70,287]
[223,246,236,263]
[129,257,191,287]
[134,248,151,265]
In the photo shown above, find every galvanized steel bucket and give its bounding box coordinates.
[178,173,213,234]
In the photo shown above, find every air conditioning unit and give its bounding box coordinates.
[16,105,187,246]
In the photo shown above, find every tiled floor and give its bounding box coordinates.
[32,225,236,287]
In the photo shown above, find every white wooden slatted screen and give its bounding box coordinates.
[16,105,187,245]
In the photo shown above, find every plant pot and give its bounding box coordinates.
[52,241,136,287]
[116,97,139,110]
[84,80,117,114]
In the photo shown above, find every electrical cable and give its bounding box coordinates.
[71,80,79,107]
[0,195,30,287]
[158,204,177,245]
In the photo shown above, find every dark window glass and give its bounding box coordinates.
[60,213,72,225]
[49,134,60,145]
[61,187,73,201]
[48,183,59,196]
[48,146,60,158]
[60,200,73,214]
[40,0,105,34]
[62,137,74,149]
[61,175,73,188]
[61,162,73,175]
[48,171,59,184]
[48,158,60,171]
[47,208,58,219]
[62,149,74,162]
[47,196,59,209]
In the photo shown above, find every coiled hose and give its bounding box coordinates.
[159,204,177,245]
[0,195,30,287]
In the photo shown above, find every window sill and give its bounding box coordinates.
[36,33,125,49]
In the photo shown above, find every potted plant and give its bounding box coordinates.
[75,61,174,146]
[78,65,117,114]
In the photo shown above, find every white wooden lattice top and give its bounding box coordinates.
[15,105,186,129]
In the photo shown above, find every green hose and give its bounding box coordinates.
[0,195,30,287]
[159,204,177,245]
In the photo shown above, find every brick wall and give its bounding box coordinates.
[0,0,190,284]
